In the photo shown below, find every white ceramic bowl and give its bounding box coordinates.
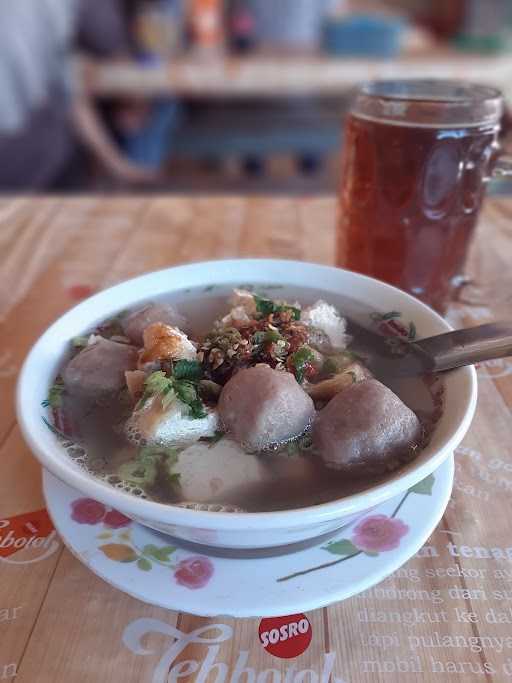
[17,260,476,550]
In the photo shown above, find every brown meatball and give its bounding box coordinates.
[121,303,186,346]
[218,365,315,452]
[63,338,138,404]
[313,379,421,472]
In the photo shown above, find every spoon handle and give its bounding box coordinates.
[414,321,512,373]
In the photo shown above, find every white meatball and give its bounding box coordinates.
[313,379,421,472]
[121,303,186,345]
[173,440,266,504]
[218,365,315,451]
[173,442,317,510]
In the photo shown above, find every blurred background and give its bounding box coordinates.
[2,0,512,196]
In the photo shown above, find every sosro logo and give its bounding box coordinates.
[259,615,312,659]
[123,620,348,683]
[0,509,60,564]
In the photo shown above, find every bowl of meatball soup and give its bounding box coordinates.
[17,260,476,550]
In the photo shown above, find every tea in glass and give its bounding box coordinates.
[337,80,503,313]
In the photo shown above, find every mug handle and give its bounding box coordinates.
[493,155,512,177]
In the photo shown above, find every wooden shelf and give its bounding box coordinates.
[79,48,512,99]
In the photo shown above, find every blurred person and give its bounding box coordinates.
[0,0,158,191]
[108,0,184,172]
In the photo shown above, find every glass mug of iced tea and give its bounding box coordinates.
[337,80,509,313]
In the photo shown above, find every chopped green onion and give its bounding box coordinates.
[145,371,173,395]
[173,380,197,406]
[290,346,315,383]
[253,295,275,316]
[173,359,203,381]
[41,382,65,409]
[72,336,89,348]
[254,294,300,320]
[141,371,208,420]
[118,460,157,487]
[251,331,266,345]
[161,386,176,410]
[264,329,283,343]
[188,398,207,419]
[138,445,178,465]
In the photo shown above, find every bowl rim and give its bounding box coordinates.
[16,258,477,530]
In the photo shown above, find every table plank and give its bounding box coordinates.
[15,552,180,683]
[0,198,148,441]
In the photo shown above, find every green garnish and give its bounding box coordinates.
[251,331,266,345]
[145,371,173,395]
[72,336,89,348]
[138,445,178,465]
[141,372,207,419]
[41,416,70,440]
[252,329,284,345]
[162,454,182,490]
[290,346,316,383]
[42,381,65,409]
[119,446,179,488]
[139,371,174,409]
[264,329,283,343]
[118,460,157,487]
[253,294,300,320]
[173,359,203,381]
[173,379,198,406]
[188,398,207,419]
[173,379,207,418]
[254,295,276,317]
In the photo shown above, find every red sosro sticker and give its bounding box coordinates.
[0,508,56,558]
[259,614,312,658]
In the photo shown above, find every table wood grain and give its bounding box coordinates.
[1,195,512,682]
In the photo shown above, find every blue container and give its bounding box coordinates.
[322,14,405,58]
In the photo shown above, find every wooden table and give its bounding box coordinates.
[81,49,512,100]
[1,195,512,682]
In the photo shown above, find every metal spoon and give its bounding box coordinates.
[346,320,512,378]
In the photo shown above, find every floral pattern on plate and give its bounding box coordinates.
[44,456,452,617]
[69,498,214,589]
[277,473,434,582]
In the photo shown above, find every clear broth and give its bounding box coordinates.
[56,284,443,512]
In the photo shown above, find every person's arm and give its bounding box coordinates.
[71,0,162,185]
[71,95,160,185]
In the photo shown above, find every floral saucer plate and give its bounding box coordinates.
[43,455,453,618]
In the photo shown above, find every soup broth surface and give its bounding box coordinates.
[46,284,443,512]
